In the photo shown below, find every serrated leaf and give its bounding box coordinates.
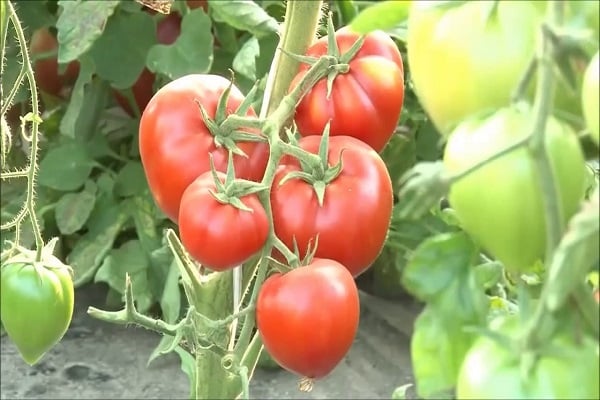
[402,232,478,302]
[350,0,411,34]
[210,0,279,39]
[55,185,97,235]
[411,306,476,399]
[67,202,128,286]
[37,140,95,191]
[95,240,149,292]
[125,194,162,253]
[60,56,95,138]
[147,8,213,80]
[114,162,148,198]
[88,10,155,89]
[14,1,55,33]
[56,0,120,64]
[233,36,260,80]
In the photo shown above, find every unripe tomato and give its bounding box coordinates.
[256,259,360,379]
[178,171,269,271]
[30,28,80,97]
[291,27,404,152]
[456,315,600,399]
[407,1,582,135]
[1,255,74,365]
[582,52,599,146]
[444,106,587,273]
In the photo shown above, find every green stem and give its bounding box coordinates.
[5,2,45,261]
[522,0,564,350]
[259,0,323,119]
[336,0,357,25]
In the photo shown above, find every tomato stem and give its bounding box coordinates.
[1,3,46,262]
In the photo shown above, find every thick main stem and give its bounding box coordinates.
[522,0,565,350]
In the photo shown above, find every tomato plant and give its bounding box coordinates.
[256,258,360,379]
[291,27,404,152]
[30,27,79,97]
[139,74,269,222]
[443,105,587,273]
[271,135,393,277]
[456,316,600,399]
[1,254,74,366]
[178,171,269,271]
[582,52,599,146]
[114,12,182,115]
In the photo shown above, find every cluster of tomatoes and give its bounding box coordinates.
[138,26,405,380]
[407,2,599,397]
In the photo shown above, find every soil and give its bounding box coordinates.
[1,284,422,399]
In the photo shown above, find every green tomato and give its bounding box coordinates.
[456,316,600,399]
[444,105,586,273]
[1,254,74,365]
[407,1,543,135]
[582,52,600,146]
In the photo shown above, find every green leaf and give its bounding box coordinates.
[67,200,128,286]
[415,120,443,161]
[350,0,411,34]
[233,36,260,80]
[114,162,148,198]
[474,261,504,290]
[381,133,417,194]
[160,260,182,323]
[37,140,95,191]
[147,8,213,80]
[402,232,478,303]
[95,239,147,289]
[148,334,180,366]
[125,194,163,253]
[13,1,55,33]
[210,0,279,39]
[174,346,197,399]
[88,10,155,89]
[59,56,93,138]
[411,306,475,399]
[54,181,97,235]
[56,0,120,64]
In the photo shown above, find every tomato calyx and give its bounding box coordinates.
[207,155,268,212]
[196,79,266,157]
[279,124,344,206]
[2,238,72,274]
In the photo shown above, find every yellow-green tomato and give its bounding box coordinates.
[582,52,599,146]
[407,1,543,135]
[444,105,587,273]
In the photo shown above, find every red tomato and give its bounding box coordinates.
[139,74,269,223]
[256,258,360,379]
[290,27,405,152]
[271,135,393,277]
[30,28,80,97]
[115,13,182,115]
[178,171,268,271]
[187,0,208,10]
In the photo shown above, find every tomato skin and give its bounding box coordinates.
[407,1,547,135]
[139,74,269,223]
[178,171,269,271]
[1,260,74,365]
[444,106,586,273]
[456,316,600,399]
[186,0,208,10]
[271,135,393,277]
[30,28,80,97]
[114,13,182,116]
[582,52,599,146]
[291,27,404,152]
[256,258,360,379]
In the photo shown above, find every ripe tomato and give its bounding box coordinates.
[582,52,599,146]
[290,27,404,152]
[271,135,393,277]
[1,256,74,365]
[30,28,80,97]
[456,316,600,399]
[139,74,269,223]
[444,106,586,273]
[406,1,584,135]
[114,13,182,116]
[178,171,269,271]
[256,258,360,379]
